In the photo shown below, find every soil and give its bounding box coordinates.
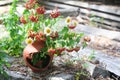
[7,57,90,79]
[6,55,115,80]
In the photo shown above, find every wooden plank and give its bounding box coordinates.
[78,14,120,29]
[77,47,120,76]
[50,0,120,16]
[44,5,58,10]
[74,24,120,41]
[40,1,76,9]
[0,0,13,6]
[0,6,11,15]
[79,8,120,22]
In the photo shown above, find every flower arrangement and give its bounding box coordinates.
[21,0,90,66]
[2,0,90,72]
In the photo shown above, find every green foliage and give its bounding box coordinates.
[1,0,27,57]
[82,63,89,69]
[0,51,10,79]
[64,60,74,66]
[0,38,24,57]
[75,70,89,80]
[88,50,95,61]
[82,42,87,49]
[58,27,84,48]
[0,0,19,78]
[31,51,48,66]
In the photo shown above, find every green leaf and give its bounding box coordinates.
[23,9,30,14]
[69,39,75,46]
[88,50,95,61]
[63,33,69,39]
[76,36,81,43]
[45,19,50,26]
[79,33,84,37]
[9,0,18,14]
[82,63,88,69]
[61,27,69,34]
[75,33,84,43]
[82,42,87,49]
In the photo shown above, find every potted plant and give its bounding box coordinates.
[22,0,90,72]
[2,0,90,72]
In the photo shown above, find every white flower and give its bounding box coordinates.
[25,38,33,44]
[65,16,71,25]
[44,27,52,36]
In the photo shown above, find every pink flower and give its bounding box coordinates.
[50,7,60,18]
[36,6,46,14]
